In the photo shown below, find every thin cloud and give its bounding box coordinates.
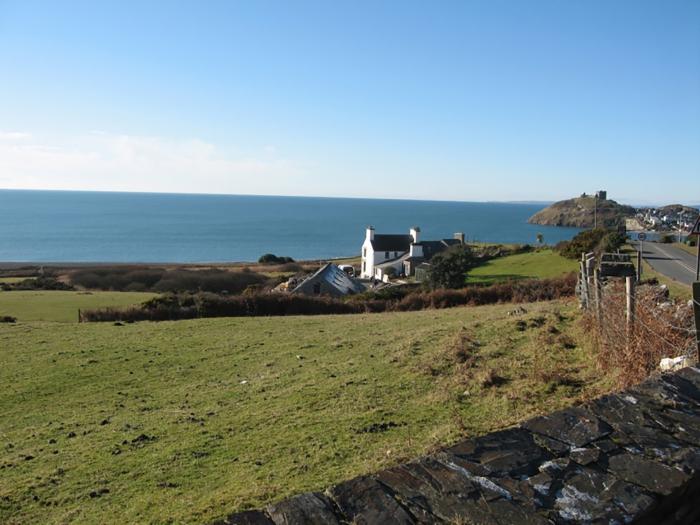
[0,132,302,194]
[0,131,31,140]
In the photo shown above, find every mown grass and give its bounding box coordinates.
[0,299,612,524]
[466,249,578,285]
[0,291,156,323]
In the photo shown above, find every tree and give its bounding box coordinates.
[258,253,295,264]
[536,233,544,245]
[427,245,476,289]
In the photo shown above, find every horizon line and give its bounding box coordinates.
[2,187,698,208]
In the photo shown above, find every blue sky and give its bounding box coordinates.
[0,0,698,204]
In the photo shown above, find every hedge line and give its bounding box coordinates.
[80,274,576,322]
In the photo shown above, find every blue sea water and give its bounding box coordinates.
[0,190,581,262]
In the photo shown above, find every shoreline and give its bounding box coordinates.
[0,255,359,271]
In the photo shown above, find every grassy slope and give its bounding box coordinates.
[0,300,611,524]
[466,249,578,285]
[0,291,156,323]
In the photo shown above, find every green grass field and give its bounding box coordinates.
[0,291,157,323]
[466,249,578,285]
[0,300,611,524]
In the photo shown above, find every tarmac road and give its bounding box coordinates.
[630,240,698,286]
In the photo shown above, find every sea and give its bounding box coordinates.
[0,190,581,263]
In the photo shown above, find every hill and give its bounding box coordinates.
[0,301,611,524]
[528,195,635,228]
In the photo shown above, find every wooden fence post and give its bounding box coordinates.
[636,250,642,282]
[594,269,602,323]
[693,282,699,364]
[626,276,635,344]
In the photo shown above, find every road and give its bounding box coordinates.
[630,241,698,286]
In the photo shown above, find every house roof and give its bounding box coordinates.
[291,263,366,296]
[375,252,411,268]
[417,239,462,259]
[370,234,413,252]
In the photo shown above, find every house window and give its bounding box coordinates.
[385,251,389,258]
[363,248,366,257]
[313,283,321,294]
[362,262,366,272]
[394,251,398,257]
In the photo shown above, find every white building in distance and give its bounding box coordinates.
[360,226,464,280]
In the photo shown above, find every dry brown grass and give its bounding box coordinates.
[585,281,696,388]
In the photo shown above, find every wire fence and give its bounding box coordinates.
[579,255,697,388]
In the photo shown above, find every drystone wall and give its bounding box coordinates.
[214,367,700,524]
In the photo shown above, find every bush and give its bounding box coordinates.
[258,254,295,264]
[0,315,17,323]
[688,238,697,247]
[8,277,74,291]
[428,245,477,289]
[556,228,625,259]
[659,234,673,244]
[70,267,267,294]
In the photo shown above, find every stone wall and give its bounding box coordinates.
[214,367,700,524]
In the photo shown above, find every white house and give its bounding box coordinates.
[360,226,464,280]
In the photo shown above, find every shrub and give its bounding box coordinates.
[659,234,673,244]
[9,277,74,291]
[556,228,625,259]
[428,245,477,289]
[688,238,697,247]
[70,267,267,294]
[0,315,17,323]
[258,254,295,264]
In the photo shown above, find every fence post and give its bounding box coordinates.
[636,250,642,282]
[78,308,81,323]
[586,255,595,308]
[626,276,635,345]
[594,269,602,323]
[693,282,699,364]
[579,261,587,308]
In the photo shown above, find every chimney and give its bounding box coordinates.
[410,226,420,243]
[454,232,465,244]
[366,226,375,241]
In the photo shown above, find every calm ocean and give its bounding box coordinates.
[0,190,580,263]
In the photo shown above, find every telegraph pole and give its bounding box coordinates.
[594,194,598,229]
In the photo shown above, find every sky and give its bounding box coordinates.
[0,0,698,204]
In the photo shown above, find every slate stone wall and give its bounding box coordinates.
[214,367,700,524]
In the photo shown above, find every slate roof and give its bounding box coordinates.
[370,234,413,252]
[417,239,462,259]
[291,263,366,297]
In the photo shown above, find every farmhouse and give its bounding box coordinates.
[360,226,464,280]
